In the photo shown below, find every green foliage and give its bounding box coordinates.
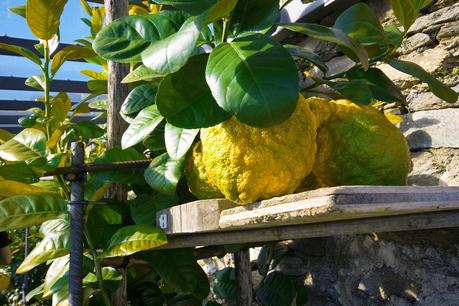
[144,152,185,195]
[121,104,164,149]
[255,272,295,306]
[26,0,68,40]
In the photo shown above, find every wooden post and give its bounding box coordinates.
[104,1,129,305]
[234,249,253,305]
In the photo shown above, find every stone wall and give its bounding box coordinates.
[277,0,459,305]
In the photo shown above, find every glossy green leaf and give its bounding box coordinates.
[93,11,189,63]
[101,224,167,258]
[93,148,146,184]
[157,54,230,128]
[330,80,373,105]
[334,3,386,46]
[390,0,418,31]
[26,0,68,40]
[213,267,236,301]
[122,65,164,83]
[51,45,96,76]
[205,0,239,23]
[384,25,404,48]
[206,33,299,127]
[25,75,46,90]
[121,84,158,116]
[144,152,184,195]
[143,123,167,152]
[43,255,69,298]
[388,59,458,103]
[122,104,164,149]
[17,217,70,273]
[280,23,368,70]
[165,124,198,160]
[0,179,52,200]
[256,272,295,306]
[346,67,405,103]
[83,267,123,291]
[0,163,40,182]
[0,43,41,65]
[0,128,47,162]
[73,120,105,140]
[141,15,204,74]
[9,4,27,18]
[138,248,210,299]
[284,44,328,73]
[0,193,67,231]
[229,0,279,36]
[129,193,177,226]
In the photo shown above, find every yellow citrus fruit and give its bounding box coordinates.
[307,97,411,186]
[0,273,10,290]
[199,95,317,204]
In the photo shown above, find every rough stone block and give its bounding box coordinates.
[409,148,459,186]
[408,3,459,34]
[400,108,459,149]
[399,33,432,55]
[437,21,459,40]
[407,84,459,111]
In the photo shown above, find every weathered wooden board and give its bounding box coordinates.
[158,211,459,249]
[157,186,459,235]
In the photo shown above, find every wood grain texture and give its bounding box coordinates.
[234,249,253,306]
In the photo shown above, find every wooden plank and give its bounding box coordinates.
[234,249,253,306]
[159,211,459,249]
[157,186,459,234]
[157,199,236,235]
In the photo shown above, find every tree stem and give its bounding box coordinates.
[84,227,112,306]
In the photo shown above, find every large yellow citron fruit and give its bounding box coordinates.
[307,97,411,186]
[184,141,223,199]
[199,95,317,204]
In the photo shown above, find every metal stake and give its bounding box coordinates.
[69,142,85,306]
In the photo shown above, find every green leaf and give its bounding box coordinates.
[9,4,27,18]
[141,15,204,74]
[25,75,46,90]
[256,272,295,306]
[334,3,387,46]
[206,33,299,127]
[26,0,68,40]
[257,243,288,276]
[93,148,146,184]
[121,84,158,116]
[101,224,167,258]
[144,152,184,195]
[129,194,177,226]
[165,124,199,160]
[143,123,167,152]
[43,255,69,298]
[213,267,236,301]
[0,43,41,65]
[51,45,96,76]
[122,104,164,149]
[138,248,210,299]
[17,216,70,273]
[0,193,67,231]
[73,120,105,140]
[156,54,230,128]
[229,0,279,36]
[284,44,328,73]
[0,129,14,144]
[388,59,458,103]
[154,0,215,15]
[0,163,40,182]
[346,67,405,103]
[390,0,418,31]
[93,11,189,63]
[205,0,239,23]
[330,80,373,105]
[384,25,404,48]
[0,128,47,162]
[279,23,369,70]
[122,65,164,83]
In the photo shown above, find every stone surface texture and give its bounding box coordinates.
[202,1,459,305]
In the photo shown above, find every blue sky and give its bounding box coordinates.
[0,0,102,101]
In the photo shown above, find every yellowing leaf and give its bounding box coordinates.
[129,5,149,15]
[0,180,51,200]
[26,0,68,40]
[385,112,403,124]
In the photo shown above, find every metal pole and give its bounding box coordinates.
[69,142,85,306]
[22,227,29,306]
